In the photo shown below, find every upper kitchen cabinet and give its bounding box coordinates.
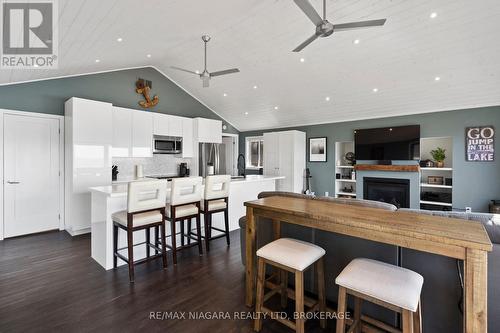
[112,107,132,157]
[132,110,153,157]
[112,107,152,158]
[194,117,222,143]
[153,113,183,137]
[182,118,194,158]
[65,97,113,193]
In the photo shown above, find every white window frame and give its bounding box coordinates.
[245,136,264,169]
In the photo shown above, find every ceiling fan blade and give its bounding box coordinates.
[292,33,319,52]
[170,66,199,75]
[293,0,323,26]
[210,68,240,77]
[332,19,386,32]
[202,77,210,88]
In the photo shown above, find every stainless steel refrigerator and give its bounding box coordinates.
[199,143,227,177]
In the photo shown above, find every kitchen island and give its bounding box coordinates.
[89,175,284,270]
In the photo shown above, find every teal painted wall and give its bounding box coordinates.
[240,106,500,212]
[0,66,238,134]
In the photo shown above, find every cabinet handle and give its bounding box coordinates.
[7,181,20,184]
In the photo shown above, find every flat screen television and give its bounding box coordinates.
[354,125,420,162]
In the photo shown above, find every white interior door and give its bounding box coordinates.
[4,114,60,238]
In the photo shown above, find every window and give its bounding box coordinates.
[246,136,264,169]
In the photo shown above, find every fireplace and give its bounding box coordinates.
[363,177,410,208]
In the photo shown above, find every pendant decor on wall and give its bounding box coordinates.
[309,137,327,162]
[465,126,495,161]
[136,78,159,108]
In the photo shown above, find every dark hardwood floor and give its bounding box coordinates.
[0,230,328,333]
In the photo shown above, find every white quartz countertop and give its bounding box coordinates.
[90,175,285,197]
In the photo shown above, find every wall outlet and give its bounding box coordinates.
[325,191,329,197]
[465,207,472,213]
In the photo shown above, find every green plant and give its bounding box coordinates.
[430,147,446,162]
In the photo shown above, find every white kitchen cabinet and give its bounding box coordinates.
[263,130,306,193]
[168,115,183,137]
[112,107,132,157]
[182,118,194,158]
[132,111,153,157]
[263,132,279,176]
[153,113,169,136]
[153,113,183,137]
[112,107,152,158]
[194,117,222,143]
[65,97,113,235]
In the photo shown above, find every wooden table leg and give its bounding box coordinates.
[245,206,256,307]
[272,219,281,285]
[464,248,488,333]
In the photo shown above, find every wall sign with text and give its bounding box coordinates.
[466,126,495,162]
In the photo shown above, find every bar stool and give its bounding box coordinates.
[335,258,423,333]
[165,177,203,264]
[112,180,168,283]
[254,238,326,333]
[200,175,231,252]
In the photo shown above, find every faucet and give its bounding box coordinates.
[237,153,246,177]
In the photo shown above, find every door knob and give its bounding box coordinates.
[7,181,20,184]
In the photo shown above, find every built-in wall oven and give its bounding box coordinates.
[152,135,182,154]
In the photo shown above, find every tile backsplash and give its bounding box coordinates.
[112,155,193,180]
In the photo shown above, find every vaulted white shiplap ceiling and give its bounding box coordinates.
[1,0,500,131]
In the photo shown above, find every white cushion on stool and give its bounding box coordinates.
[256,238,326,271]
[165,204,199,218]
[112,210,163,227]
[201,199,227,211]
[335,258,423,312]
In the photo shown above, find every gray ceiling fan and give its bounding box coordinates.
[171,35,240,88]
[292,0,386,52]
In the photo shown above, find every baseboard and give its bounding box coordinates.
[66,226,91,236]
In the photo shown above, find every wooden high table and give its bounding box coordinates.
[244,196,492,333]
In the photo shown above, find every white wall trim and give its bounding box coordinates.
[0,108,65,240]
[0,65,241,132]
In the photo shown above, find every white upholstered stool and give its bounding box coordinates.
[112,180,168,282]
[200,175,231,252]
[254,238,326,333]
[165,177,203,264]
[335,258,423,333]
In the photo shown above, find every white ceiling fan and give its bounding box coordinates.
[171,35,240,88]
[292,0,387,52]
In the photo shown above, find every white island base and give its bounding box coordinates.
[90,175,284,270]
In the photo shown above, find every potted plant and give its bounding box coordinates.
[430,147,446,168]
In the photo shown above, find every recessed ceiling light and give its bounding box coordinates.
[325,96,331,101]
[253,85,258,89]
[300,58,305,63]
[353,39,360,44]
[430,12,437,19]
[223,93,227,97]
[274,106,279,110]
[245,112,249,115]
[372,88,378,93]
[434,76,441,81]
[117,37,123,42]
[146,54,152,58]
[95,59,100,63]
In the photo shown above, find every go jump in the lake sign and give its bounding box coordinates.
[466,126,495,162]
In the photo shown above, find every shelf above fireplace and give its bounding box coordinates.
[354,164,420,172]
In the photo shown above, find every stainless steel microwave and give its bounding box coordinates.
[152,135,182,154]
